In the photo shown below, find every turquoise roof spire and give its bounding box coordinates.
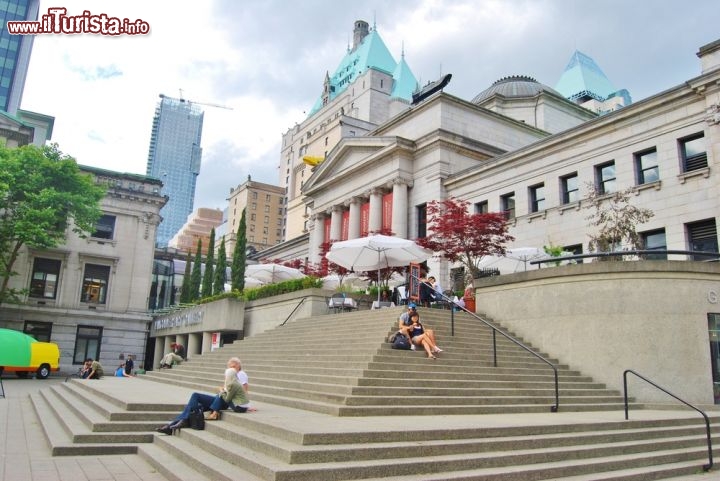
[555,50,617,102]
[308,23,417,116]
[391,49,418,100]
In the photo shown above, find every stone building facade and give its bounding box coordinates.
[0,166,166,373]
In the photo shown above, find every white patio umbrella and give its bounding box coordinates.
[245,264,304,284]
[223,277,265,292]
[326,234,433,302]
[475,247,548,274]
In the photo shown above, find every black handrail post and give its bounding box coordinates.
[450,306,455,337]
[623,369,713,472]
[492,329,497,367]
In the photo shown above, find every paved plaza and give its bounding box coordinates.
[0,376,168,481]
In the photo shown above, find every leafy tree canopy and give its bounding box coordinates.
[416,197,514,279]
[585,184,654,256]
[0,143,105,303]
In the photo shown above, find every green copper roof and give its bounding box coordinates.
[308,28,416,116]
[391,54,418,100]
[554,50,616,102]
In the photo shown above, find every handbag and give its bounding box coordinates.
[188,408,205,430]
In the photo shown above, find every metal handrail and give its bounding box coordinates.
[279,296,309,327]
[413,276,560,412]
[623,369,713,472]
[531,249,720,266]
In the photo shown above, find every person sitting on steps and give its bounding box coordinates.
[156,357,256,435]
[159,342,186,369]
[410,312,442,359]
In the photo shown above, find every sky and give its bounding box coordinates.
[19,0,719,211]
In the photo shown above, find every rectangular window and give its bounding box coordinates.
[263,226,268,234]
[266,194,271,201]
[252,202,257,210]
[687,219,718,260]
[565,244,583,255]
[29,258,61,299]
[92,214,116,240]
[560,173,579,204]
[595,161,616,195]
[264,216,269,224]
[252,192,257,200]
[73,325,103,364]
[474,201,488,214]
[641,228,667,260]
[24,321,52,342]
[81,264,110,304]
[251,213,256,221]
[680,133,707,172]
[417,203,427,238]
[635,148,659,184]
[708,313,720,405]
[501,193,515,219]
[529,184,545,213]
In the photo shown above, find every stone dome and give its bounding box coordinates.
[472,75,561,104]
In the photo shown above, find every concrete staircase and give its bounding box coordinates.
[29,307,720,480]
[143,308,629,416]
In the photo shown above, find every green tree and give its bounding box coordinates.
[213,236,227,295]
[417,197,514,279]
[231,208,247,291]
[179,251,193,304]
[585,184,654,258]
[0,144,105,303]
[190,239,203,301]
[201,228,215,298]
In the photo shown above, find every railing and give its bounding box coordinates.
[531,249,720,267]
[280,296,309,327]
[623,369,713,472]
[414,276,560,412]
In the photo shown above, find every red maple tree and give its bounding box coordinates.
[416,198,514,278]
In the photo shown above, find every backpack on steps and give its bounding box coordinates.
[391,333,411,350]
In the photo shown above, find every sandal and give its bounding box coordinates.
[205,411,220,421]
[428,354,437,360]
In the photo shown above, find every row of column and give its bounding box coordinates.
[153,332,213,369]
[309,178,410,264]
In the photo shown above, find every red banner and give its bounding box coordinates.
[341,210,349,240]
[360,203,370,237]
[382,193,393,232]
[324,217,331,242]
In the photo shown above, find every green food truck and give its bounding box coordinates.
[0,328,60,379]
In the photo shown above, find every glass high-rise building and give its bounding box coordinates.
[0,0,39,114]
[146,94,204,247]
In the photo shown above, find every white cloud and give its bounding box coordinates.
[19,0,720,212]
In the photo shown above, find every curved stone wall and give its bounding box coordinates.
[474,261,720,405]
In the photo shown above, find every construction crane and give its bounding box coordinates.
[158,91,233,110]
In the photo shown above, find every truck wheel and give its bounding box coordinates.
[15,371,29,378]
[37,364,51,379]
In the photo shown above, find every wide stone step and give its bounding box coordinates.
[29,390,142,455]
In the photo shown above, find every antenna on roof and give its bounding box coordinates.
[372,11,376,30]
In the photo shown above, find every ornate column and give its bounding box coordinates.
[391,178,409,238]
[368,188,383,233]
[308,213,325,265]
[348,197,362,239]
[329,205,343,242]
